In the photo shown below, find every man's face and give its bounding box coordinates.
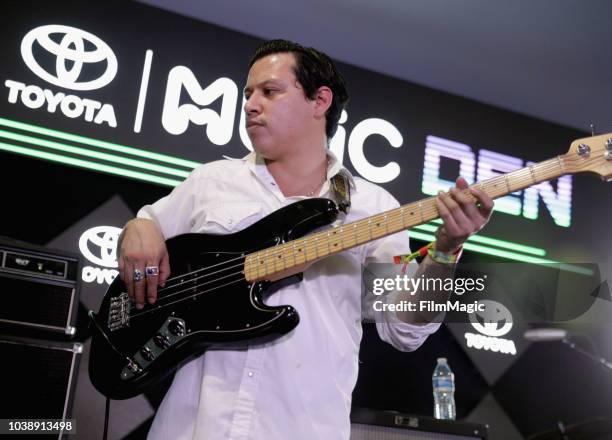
[243,52,317,159]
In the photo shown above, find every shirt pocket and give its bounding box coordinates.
[195,202,262,234]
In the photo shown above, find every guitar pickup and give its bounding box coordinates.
[154,333,171,349]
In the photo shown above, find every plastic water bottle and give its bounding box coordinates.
[433,357,456,420]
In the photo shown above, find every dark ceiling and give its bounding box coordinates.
[138,0,612,134]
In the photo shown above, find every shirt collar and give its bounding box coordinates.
[239,149,356,190]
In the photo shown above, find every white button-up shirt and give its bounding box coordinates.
[138,151,440,440]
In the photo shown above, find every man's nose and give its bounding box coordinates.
[244,93,261,115]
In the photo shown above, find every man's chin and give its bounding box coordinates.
[252,144,277,160]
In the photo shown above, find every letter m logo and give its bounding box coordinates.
[162,66,238,145]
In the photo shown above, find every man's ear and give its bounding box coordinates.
[313,86,333,119]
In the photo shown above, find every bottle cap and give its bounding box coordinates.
[437,357,447,363]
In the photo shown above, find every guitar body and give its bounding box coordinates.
[89,198,338,399]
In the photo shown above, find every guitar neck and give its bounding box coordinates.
[244,154,570,282]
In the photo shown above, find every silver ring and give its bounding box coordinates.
[133,268,144,282]
[145,266,159,276]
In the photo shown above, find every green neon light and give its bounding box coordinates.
[406,230,593,276]
[0,116,201,169]
[412,223,546,256]
[0,129,190,178]
[0,140,181,187]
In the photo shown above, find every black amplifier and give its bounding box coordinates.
[0,335,82,438]
[351,407,488,440]
[0,237,81,336]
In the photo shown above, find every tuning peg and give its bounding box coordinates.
[590,123,596,136]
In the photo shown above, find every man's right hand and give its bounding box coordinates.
[118,218,170,309]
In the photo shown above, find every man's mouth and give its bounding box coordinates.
[246,120,264,128]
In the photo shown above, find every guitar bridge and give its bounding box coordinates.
[108,292,131,331]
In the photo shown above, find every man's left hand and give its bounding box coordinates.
[434,177,494,254]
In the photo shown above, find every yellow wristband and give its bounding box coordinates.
[428,244,462,264]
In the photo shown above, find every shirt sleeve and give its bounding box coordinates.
[136,166,204,239]
[362,188,441,352]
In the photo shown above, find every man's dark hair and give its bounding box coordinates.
[249,39,349,140]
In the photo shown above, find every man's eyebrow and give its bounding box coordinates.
[243,79,283,94]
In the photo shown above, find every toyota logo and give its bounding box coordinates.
[79,226,122,268]
[20,24,118,91]
[468,300,513,337]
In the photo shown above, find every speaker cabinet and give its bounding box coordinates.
[351,407,488,440]
[0,335,82,424]
[0,238,80,336]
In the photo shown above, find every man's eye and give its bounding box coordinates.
[264,88,276,95]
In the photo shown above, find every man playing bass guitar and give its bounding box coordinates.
[116,40,494,440]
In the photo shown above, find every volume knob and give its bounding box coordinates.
[154,333,171,349]
[168,319,185,336]
[140,347,155,361]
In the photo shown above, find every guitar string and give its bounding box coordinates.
[130,260,246,308]
[151,156,569,291]
[130,155,601,323]
[238,156,568,273]
[243,157,571,272]
[133,201,433,306]
[121,158,576,321]
[152,260,245,299]
[125,159,559,308]
[151,253,247,291]
[126,275,247,321]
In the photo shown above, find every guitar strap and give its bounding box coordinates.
[331,172,351,214]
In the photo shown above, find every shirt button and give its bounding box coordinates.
[248,371,254,377]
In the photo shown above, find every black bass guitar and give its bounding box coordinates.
[89,134,612,399]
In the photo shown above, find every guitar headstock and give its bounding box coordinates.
[564,133,612,181]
